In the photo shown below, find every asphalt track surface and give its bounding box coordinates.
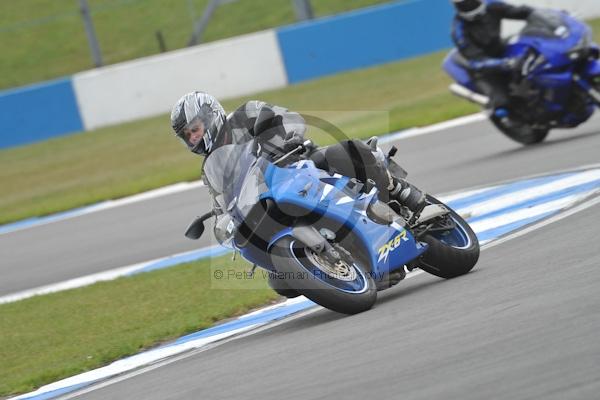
[2,115,600,296]
[5,114,600,400]
[74,203,600,400]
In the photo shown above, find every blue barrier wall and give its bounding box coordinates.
[0,78,83,149]
[0,0,454,149]
[277,0,454,83]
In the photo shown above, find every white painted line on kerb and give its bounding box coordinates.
[483,194,600,251]
[379,113,486,144]
[0,263,144,305]
[0,181,206,236]
[468,193,588,233]
[0,245,229,305]
[455,169,600,219]
[0,113,487,236]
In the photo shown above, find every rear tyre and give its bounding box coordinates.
[417,196,480,279]
[270,237,377,314]
[490,115,549,145]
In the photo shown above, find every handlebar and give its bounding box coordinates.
[274,140,313,165]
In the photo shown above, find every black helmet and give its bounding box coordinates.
[452,0,486,20]
[170,91,226,155]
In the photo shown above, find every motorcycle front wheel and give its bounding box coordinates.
[489,115,549,145]
[269,237,377,314]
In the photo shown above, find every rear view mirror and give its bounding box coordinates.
[184,211,215,240]
[185,218,205,240]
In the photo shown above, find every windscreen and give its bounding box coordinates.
[521,9,567,38]
[203,141,255,196]
[203,140,267,219]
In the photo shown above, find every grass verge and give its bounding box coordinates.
[0,50,478,225]
[0,255,279,397]
[1,21,598,225]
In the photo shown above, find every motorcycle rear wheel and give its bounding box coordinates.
[490,115,549,145]
[417,196,480,279]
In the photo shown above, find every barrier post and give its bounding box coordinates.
[79,0,103,67]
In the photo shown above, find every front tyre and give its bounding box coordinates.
[490,115,549,145]
[418,196,480,279]
[269,237,377,314]
[267,272,300,299]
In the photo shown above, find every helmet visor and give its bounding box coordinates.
[454,0,482,13]
[177,116,206,148]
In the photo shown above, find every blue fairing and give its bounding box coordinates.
[443,50,476,90]
[584,59,600,78]
[505,14,588,70]
[259,160,427,277]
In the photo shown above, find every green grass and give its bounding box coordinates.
[0,0,393,90]
[0,50,479,225]
[0,255,279,397]
[1,19,598,226]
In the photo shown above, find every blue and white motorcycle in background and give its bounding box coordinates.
[444,9,600,145]
[185,136,479,314]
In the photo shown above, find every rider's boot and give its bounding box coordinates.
[388,175,427,217]
[376,268,406,291]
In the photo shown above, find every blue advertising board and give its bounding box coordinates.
[277,0,454,83]
[0,78,83,148]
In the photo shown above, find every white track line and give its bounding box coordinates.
[0,263,144,305]
[0,246,229,305]
[468,192,593,233]
[455,169,600,218]
[0,181,206,236]
[482,194,600,251]
[379,113,486,144]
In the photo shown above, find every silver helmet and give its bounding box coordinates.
[170,91,226,155]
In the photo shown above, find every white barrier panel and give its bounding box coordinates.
[72,1,599,131]
[503,0,600,37]
[522,0,600,19]
[73,30,288,130]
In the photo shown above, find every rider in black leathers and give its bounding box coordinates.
[170,91,426,214]
[451,0,534,117]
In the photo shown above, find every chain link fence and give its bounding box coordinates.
[0,0,388,90]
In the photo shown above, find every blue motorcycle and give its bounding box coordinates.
[185,137,479,314]
[444,9,600,145]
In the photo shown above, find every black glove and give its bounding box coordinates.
[282,135,305,153]
[254,109,287,140]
